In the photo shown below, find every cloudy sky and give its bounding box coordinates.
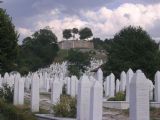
[1,0,160,43]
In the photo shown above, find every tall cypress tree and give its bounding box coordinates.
[0,8,19,74]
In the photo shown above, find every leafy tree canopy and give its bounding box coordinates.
[92,38,105,50]
[63,29,72,40]
[0,8,19,74]
[17,28,59,74]
[79,27,93,40]
[72,28,79,39]
[66,49,91,77]
[103,26,160,80]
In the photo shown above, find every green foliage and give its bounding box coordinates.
[68,65,81,78]
[63,29,72,40]
[92,38,106,50]
[0,8,19,74]
[108,92,125,101]
[66,49,91,77]
[17,28,59,74]
[72,28,79,39]
[53,95,76,118]
[0,84,13,103]
[0,99,37,120]
[79,27,93,40]
[103,26,160,80]
[54,50,69,62]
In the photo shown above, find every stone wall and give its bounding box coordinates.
[58,40,94,50]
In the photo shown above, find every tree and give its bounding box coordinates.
[103,26,160,80]
[92,38,104,50]
[72,28,79,40]
[66,49,91,77]
[79,27,93,40]
[63,29,72,40]
[17,28,59,74]
[0,8,19,74]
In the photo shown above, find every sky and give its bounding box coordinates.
[1,0,160,43]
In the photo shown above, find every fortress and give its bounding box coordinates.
[58,40,94,50]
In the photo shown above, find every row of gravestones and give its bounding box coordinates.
[0,68,154,120]
[0,58,104,93]
[103,68,160,102]
[77,70,152,120]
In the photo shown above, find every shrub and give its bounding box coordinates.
[108,92,125,101]
[53,95,76,118]
[0,84,13,103]
[0,99,37,120]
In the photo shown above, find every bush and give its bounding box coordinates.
[103,26,160,80]
[0,84,13,103]
[108,92,125,101]
[53,95,76,118]
[0,99,37,120]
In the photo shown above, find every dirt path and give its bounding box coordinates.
[103,108,129,120]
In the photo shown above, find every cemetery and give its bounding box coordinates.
[1,1,160,120]
[0,60,160,120]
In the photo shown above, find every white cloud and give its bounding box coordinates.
[18,27,32,37]
[20,3,160,41]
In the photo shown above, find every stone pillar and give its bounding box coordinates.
[120,71,126,92]
[77,74,91,120]
[66,77,71,95]
[129,70,150,120]
[31,74,40,112]
[154,71,160,102]
[18,78,24,105]
[51,76,61,105]
[13,74,20,105]
[126,68,134,101]
[104,76,109,97]
[89,81,103,120]
[70,76,76,97]
[109,73,115,97]
[148,79,154,101]
[96,68,103,83]
[75,77,79,95]
[116,79,120,93]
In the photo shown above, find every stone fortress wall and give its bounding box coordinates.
[58,40,94,50]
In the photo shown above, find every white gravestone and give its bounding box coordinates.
[70,76,77,97]
[51,76,61,105]
[126,69,134,101]
[120,71,126,92]
[129,70,150,120]
[148,79,154,101]
[18,78,24,105]
[13,74,20,105]
[96,68,103,83]
[116,79,120,93]
[154,71,160,102]
[77,75,91,120]
[89,81,103,120]
[109,73,115,98]
[31,74,40,112]
[66,77,71,95]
